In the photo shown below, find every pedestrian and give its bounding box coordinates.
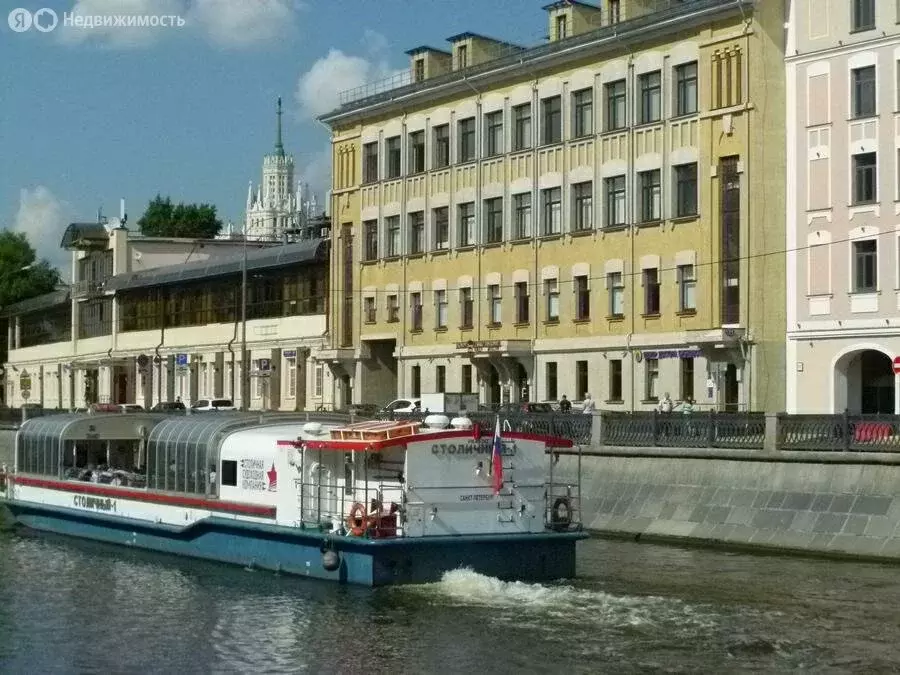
[581,393,596,414]
[559,395,571,413]
[658,393,673,413]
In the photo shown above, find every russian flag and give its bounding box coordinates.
[491,416,503,494]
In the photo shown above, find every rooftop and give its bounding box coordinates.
[1,287,70,318]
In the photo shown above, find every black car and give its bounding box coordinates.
[497,402,554,413]
[151,401,186,412]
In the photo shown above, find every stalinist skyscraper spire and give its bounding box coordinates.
[244,97,296,240]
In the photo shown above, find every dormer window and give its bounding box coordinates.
[457,44,468,69]
[555,15,567,40]
[413,59,424,83]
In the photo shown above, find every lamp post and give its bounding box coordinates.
[240,234,248,411]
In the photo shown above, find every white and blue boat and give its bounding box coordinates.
[0,412,586,586]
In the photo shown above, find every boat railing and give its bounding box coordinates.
[296,475,404,539]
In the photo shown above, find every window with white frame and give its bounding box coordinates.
[286,357,296,398]
[852,0,875,31]
[638,169,661,222]
[575,275,590,320]
[362,142,378,183]
[433,124,450,168]
[386,136,401,178]
[386,215,401,257]
[515,281,529,323]
[484,197,503,243]
[458,202,475,247]
[608,272,624,316]
[387,294,399,322]
[605,176,626,227]
[675,61,698,115]
[572,88,593,137]
[639,71,661,124]
[363,220,378,260]
[484,111,503,156]
[314,363,324,397]
[458,117,476,162]
[541,95,562,144]
[488,284,502,325]
[851,66,876,118]
[410,292,423,331]
[545,278,560,321]
[605,79,626,131]
[643,268,661,315]
[460,287,474,328]
[541,187,561,235]
[852,152,877,204]
[852,239,877,292]
[364,296,376,323]
[513,192,532,238]
[677,264,697,312]
[644,358,659,401]
[435,289,448,329]
[409,211,425,255]
[512,103,532,151]
[432,207,449,250]
[408,130,425,173]
[572,181,593,231]
[674,164,698,217]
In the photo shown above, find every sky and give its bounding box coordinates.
[0,0,557,271]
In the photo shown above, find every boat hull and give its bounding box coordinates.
[3,499,587,586]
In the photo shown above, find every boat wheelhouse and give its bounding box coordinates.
[0,412,586,585]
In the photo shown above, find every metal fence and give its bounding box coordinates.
[777,413,900,452]
[381,411,594,445]
[600,411,766,450]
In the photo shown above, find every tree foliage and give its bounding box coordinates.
[0,231,61,308]
[137,194,223,238]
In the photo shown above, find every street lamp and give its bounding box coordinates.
[240,233,248,411]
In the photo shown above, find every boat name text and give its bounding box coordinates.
[431,442,516,456]
[73,495,117,512]
[459,494,493,502]
[240,458,267,491]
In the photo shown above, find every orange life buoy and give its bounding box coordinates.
[347,502,368,536]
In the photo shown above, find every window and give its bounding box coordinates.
[364,296,376,323]
[555,14,567,40]
[639,71,661,124]
[575,360,588,400]
[410,292,423,331]
[852,152,877,204]
[541,187,561,235]
[484,111,503,156]
[433,124,450,168]
[680,357,694,401]
[433,207,449,250]
[644,358,659,401]
[386,215,401,257]
[458,117,476,162]
[363,142,379,183]
[853,239,878,292]
[605,80,626,131]
[460,287,474,328]
[387,294,399,322]
[515,281,529,323]
[545,278,560,321]
[408,130,425,173]
[572,182,593,231]
[457,44,468,69]
[363,220,378,260]
[608,272,624,317]
[462,364,473,393]
[674,164,698,217]
[852,0,875,31]
[411,365,421,398]
[675,62,698,116]
[513,192,532,238]
[572,88,593,137]
[541,95,562,145]
[513,103,532,151]
[386,136,401,178]
[221,460,238,487]
[488,284,502,325]
[283,357,295,399]
[605,176,626,227]
[435,289,448,329]
[609,0,620,23]
[643,268,660,315]
[479,197,502,244]
[609,359,623,401]
[575,275,590,320]
[409,211,425,255]
[413,59,424,82]
[851,66,876,118]
[677,264,697,312]
[458,202,475,246]
[314,364,325,397]
[546,362,558,400]
[436,365,446,394]
[639,169,661,222]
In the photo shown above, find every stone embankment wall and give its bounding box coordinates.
[556,448,900,560]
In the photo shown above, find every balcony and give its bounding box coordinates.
[71,278,107,300]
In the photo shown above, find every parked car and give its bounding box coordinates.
[191,398,236,411]
[380,398,421,414]
[497,402,555,414]
[118,404,144,413]
[338,403,379,418]
[151,401,185,412]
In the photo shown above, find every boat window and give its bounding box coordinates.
[221,460,237,487]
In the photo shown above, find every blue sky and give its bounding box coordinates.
[0,0,556,269]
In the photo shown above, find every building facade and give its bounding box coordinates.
[319,0,786,412]
[786,0,900,413]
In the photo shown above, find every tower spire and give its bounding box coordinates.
[275,96,284,156]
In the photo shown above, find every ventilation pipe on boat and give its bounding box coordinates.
[449,413,472,430]
[423,414,450,430]
[302,422,325,435]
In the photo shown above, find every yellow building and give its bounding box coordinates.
[319,0,786,413]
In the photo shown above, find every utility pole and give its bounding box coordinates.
[240,234,248,411]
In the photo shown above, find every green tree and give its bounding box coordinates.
[137,194,223,238]
[0,231,61,308]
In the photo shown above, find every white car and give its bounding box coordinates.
[191,398,236,411]
[381,398,420,414]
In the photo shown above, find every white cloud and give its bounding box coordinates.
[11,187,73,273]
[186,0,297,48]
[297,148,332,207]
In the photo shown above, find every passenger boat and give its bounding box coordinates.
[0,412,586,586]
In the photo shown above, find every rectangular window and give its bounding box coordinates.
[575,360,588,400]
[363,142,379,183]
[541,95,562,145]
[435,289,448,329]
[513,192,533,238]
[488,284,502,325]
[555,14,567,40]
[221,460,237,487]
[457,44,468,69]
[609,359,623,401]
[608,272,624,316]
[433,124,450,168]
[609,0,620,23]
[458,117,476,162]
[541,187,561,235]
[513,103,532,151]
[639,71,662,124]
[639,169,661,222]
[680,357,695,401]
[852,152,877,204]
[675,62,698,116]
[572,181,593,231]
[408,130,425,173]
[643,268,661,315]
[432,207,449,250]
[484,197,504,243]
[460,287,474,328]
[408,211,425,255]
[462,364,473,394]
[315,364,324,397]
[545,278,560,321]
[363,220,378,260]
[411,365,421,398]
[546,362,558,400]
[851,66,876,118]
[605,79,626,131]
[572,88,593,137]
[458,202,475,247]
[364,296,376,323]
[436,365,446,394]
[605,176,626,227]
[387,294,399,322]
[386,215,401,257]
[575,275,590,320]
[286,357,296,399]
[852,0,875,31]
[853,239,878,292]
[410,292,423,331]
[515,281,529,323]
[484,111,503,156]
[674,164,698,217]
[644,358,659,401]
[677,264,697,312]
[413,59,424,83]
[386,136,401,178]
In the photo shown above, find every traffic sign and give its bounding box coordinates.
[137,354,149,369]
[893,356,900,375]
[21,389,30,401]
[19,371,31,392]
[176,353,188,367]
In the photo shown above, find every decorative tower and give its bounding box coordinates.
[245,97,296,240]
